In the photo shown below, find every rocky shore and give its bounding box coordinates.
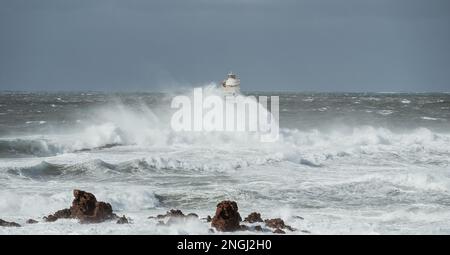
[1,189,301,234]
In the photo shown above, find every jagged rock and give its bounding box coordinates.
[264,218,284,228]
[205,215,212,222]
[167,209,184,217]
[264,218,295,231]
[244,212,263,223]
[273,228,286,234]
[44,215,58,222]
[187,213,198,219]
[26,219,38,224]
[45,190,116,224]
[211,200,241,232]
[254,225,263,232]
[156,209,184,219]
[0,219,21,227]
[70,190,116,223]
[70,190,97,218]
[116,215,130,224]
[152,210,199,224]
[54,208,72,219]
[44,208,72,222]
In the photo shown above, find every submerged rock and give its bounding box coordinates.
[211,201,241,232]
[156,209,184,219]
[116,215,130,224]
[244,212,263,223]
[0,219,21,227]
[44,215,58,222]
[45,208,72,222]
[187,213,198,219]
[150,209,201,226]
[26,219,38,224]
[54,208,72,219]
[152,209,198,221]
[273,228,286,234]
[264,218,295,231]
[254,225,263,232]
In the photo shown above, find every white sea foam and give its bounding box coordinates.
[1,89,450,234]
[401,99,411,104]
[421,116,440,121]
[377,110,394,116]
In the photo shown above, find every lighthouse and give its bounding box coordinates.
[221,72,241,96]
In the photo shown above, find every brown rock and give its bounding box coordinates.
[264,218,295,231]
[87,202,113,222]
[211,200,241,232]
[273,228,286,234]
[264,218,284,228]
[244,212,263,223]
[53,208,72,219]
[70,190,115,223]
[156,209,184,219]
[44,208,72,222]
[70,190,98,219]
[116,215,129,224]
[26,219,38,224]
[153,209,201,223]
[0,219,21,227]
[45,190,116,224]
[254,225,263,232]
[44,215,58,222]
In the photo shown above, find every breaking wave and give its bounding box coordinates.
[0,137,124,157]
[0,139,65,157]
[2,86,449,165]
[2,126,450,169]
[0,185,161,216]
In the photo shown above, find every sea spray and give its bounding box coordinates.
[170,87,279,142]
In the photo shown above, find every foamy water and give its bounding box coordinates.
[1,88,450,234]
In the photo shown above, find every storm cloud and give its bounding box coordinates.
[0,0,449,91]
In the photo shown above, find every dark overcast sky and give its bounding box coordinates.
[1,0,449,92]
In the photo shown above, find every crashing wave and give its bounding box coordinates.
[0,139,65,157]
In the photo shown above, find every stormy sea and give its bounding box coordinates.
[1,86,450,234]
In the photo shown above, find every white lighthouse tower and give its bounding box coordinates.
[221,72,241,96]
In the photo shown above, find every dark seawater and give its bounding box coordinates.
[1,88,450,234]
